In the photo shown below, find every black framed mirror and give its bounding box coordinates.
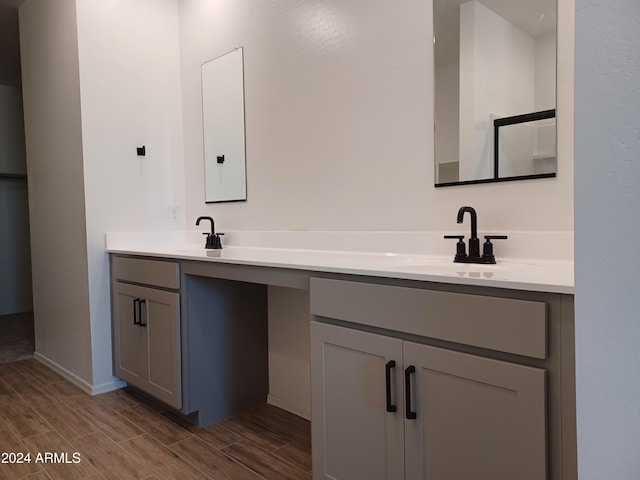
[434,0,557,187]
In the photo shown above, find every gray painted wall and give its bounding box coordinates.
[0,178,31,315]
[0,9,31,317]
[0,85,26,175]
[574,0,640,478]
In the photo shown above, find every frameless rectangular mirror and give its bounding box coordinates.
[434,0,557,186]
[202,47,247,202]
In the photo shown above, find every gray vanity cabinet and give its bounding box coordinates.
[111,257,181,409]
[311,321,546,480]
[112,282,145,385]
[310,321,405,480]
[309,276,574,480]
[110,255,270,426]
[403,341,546,480]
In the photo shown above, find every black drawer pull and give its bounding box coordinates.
[133,298,141,325]
[405,365,417,420]
[139,299,147,327]
[385,360,397,413]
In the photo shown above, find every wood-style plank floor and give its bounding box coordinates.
[0,359,311,480]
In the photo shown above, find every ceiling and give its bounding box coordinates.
[434,0,556,67]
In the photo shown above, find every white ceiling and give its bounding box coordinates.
[435,0,556,67]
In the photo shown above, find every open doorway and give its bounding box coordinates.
[0,6,34,363]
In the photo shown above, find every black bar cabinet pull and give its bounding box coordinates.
[139,299,147,327]
[405,365,417,420]
[133,298,141,325]
[385,360,397,413]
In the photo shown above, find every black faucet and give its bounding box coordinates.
[457,206,480,258]
[444,206,507,264]
[195,216,224,249]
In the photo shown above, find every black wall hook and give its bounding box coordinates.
[137,146,146,156]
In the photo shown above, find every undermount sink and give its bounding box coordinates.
[384,256,541,278]
[404,262,500,271]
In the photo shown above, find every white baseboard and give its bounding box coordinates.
[33,352,126,396]
[267,394,311,420]
[92,378,128,395]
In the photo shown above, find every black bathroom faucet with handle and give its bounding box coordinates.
[196,216,224,249]
[444,206,507,264]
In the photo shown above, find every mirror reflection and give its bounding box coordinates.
[434,0,556,186]
[202,47,247,203]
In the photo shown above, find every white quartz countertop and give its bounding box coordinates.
[106,232,574,294]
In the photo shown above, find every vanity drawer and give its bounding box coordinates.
[310,277,547,359]
[111,256,180,290]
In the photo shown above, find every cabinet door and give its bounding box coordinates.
[112,283,145,384]
[112,282,181,409]
[404,341,547,480]
[310,321,404,480]
[143,288,181,408]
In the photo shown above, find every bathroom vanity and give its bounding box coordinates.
[107,232,575,480]
[309,277,574,480]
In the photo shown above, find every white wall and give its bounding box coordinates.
[19,0,93,383]
[268,286,311,419]
[439,0,572,233]
[458,0,535,181]
[498,122,537,177]
[180,0,573,234]
[533,32,558,172]
[179,0,433,231]
[434,61,459,179]
[179,0,574,417]
[535,33,556,111]
[19,0,185,391]
[75,0,185,388]
[574,0,640,477]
